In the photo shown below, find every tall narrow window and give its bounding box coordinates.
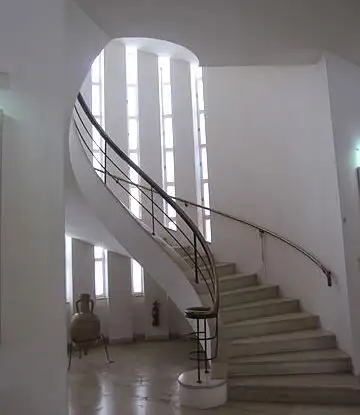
[65,234,73,303]
[94,246,107,298]
[91,51,105,181]
[193,66,211,242]
[158,57,176,230]
[131,258,144,295]
[125,46,141,219]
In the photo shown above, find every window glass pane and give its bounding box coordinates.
[127,86,138,117]
[168,220,177,230]
[91,55,101,83]
[205,218,212,242]
[94,246,103,259]
[92,127,102,150]
[162,84,172,115]
[164,117,174,149]
[129,152,139,184]
[201,147,208,180]
[197,79,204,111]
[203,182,210,208]
[126,48,138,85]
[167,185,175,197]
[128,118,138,150]
[130,152,139,166]
[165,151,174,183]
[65,235,72,302]
[168,204,176,218]
[95,260,104,296]
[93,154,103,172]
[92,84,101,116]
[196,66,203,81]
[130,187,141,218]
[199,113,206,145]
[131,259,143,294]
[159,57,171,84]
[129,165,139,184]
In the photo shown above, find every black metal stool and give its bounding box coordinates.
[185,306,218,384]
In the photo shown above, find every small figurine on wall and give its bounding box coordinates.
[152,300,160,327]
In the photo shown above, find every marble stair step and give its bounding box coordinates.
[228,374,360,405]
[220,284,279,307]
[228,349,351,376]
[224,312,319,340]
[195,272,258,294]
[221,297,300,323]
[228,329,337,358]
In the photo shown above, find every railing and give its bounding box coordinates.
[73,93,219,383]
[97,169,334,288]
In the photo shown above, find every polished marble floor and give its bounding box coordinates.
[68,340,360,415]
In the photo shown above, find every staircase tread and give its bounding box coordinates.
[230,329,334,345]
[224,312,317,328]
[229,349,349,364]
[198,262,235,271]
[221,297,298,312]
[220,284,277,297]
[219,272,257,281]
[196,272,257,287]
[228,374,360,388]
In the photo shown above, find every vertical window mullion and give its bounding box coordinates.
[159,57,176,230]
[193,65,211,242]
[91,51,105,182]
[126,46,144,296]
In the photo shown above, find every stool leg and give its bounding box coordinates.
[196,319,201,383]
[204,319,209,374]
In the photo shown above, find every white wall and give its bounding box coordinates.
[0,0,111,412]
[72,238,96,305]
[0,1,67,414]
[326,53,360,374]
[204,59,352,357]
[108,252,133,341]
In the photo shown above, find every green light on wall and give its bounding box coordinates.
[356,148,360,168]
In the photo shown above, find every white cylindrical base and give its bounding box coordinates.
[178,369,227,409]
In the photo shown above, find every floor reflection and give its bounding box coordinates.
[68,340,360,415]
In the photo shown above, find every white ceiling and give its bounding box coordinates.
[75,0,360,67]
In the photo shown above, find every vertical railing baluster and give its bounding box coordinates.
[151,188,155,236]
[194,233,198,284]
[259,229,266,279]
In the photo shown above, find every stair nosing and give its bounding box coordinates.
[220,284,278,297]
[228,349,350,364]
[228,374,360,388]
[221,297,298,313]
[230,329,334,345]
[224,312,317,328]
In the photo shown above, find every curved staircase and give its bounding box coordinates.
[175,245,360,405]
[71,93,360,406]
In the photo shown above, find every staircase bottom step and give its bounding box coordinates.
[228,374,360,405]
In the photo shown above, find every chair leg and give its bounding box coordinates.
[68,342,73,371]
[101,334,113,364]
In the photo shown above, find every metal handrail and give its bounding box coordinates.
[76,93,219,314]
[101,169,333,287]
